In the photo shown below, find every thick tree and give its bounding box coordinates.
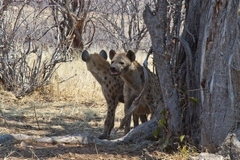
[178,0,240,151]
[195,0,239,150]
[121,0,240,153]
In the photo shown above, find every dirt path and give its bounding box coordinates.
[1,141,151,159]
[0,92,187,159]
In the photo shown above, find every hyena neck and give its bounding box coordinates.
[121,63,143,91]
[90,62,110,85]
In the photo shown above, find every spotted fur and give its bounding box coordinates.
[109,50,161,133]
[82,50,149,139]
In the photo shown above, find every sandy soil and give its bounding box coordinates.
[0,91,189,160]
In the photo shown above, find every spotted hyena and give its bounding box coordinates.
[109,50,162,133]
[81,50,149,139]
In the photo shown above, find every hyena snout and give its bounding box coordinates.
[110,66,116,72]
[110,65,121,76]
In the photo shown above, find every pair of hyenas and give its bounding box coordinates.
[82,50,161,139]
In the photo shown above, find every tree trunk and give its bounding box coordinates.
[232,13,240,141]
[179,0,201,145]
[143,0,181,142]
[196,0,239,151]
[141,0,240,152]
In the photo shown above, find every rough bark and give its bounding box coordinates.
[179,0,201,145]
[232,15,240,141]
[196,0,239,151]
[143,1,181,142]
[141,0,240,152]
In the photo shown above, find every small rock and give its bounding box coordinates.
[189,153,224,160]
[20,141,27,149]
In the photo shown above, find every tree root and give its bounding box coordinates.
[0,133,95,145]
[0,118,158,147]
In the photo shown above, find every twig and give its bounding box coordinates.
[58,74,77,83]
[94,139,99,156]
[0,97,9,128]
[33,104,40,129]
[0,108,8,128]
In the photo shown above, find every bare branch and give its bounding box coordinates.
[0,2,74,97]
[92,0,149,53]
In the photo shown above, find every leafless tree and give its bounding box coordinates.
[119,0,240,154]
[92,0,148,53]
[0,1,73,97]
[49,0,94,52]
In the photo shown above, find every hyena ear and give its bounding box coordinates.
[82,50,89,62]
[99,50,107,60]
[109,50,116,60]
[126,50,135,62]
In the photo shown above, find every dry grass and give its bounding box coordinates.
[0,50,192,159]
[0,52,124,136]
[44,49,154,102]
[0,4,189,159]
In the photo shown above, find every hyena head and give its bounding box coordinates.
[82,50,108,74]
[109,50,135,76]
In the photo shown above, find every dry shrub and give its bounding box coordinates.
[28,60,102,104]
[34,50,153,102]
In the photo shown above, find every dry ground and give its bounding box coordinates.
[0,54,190,159]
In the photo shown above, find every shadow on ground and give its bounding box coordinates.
[1,140,146,159]
[0,100,146,159]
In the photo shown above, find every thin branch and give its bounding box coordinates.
[173,36,193,69]
[58,74,77,84]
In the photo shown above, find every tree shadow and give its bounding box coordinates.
[1,140,146,159]
[0,101,144,159]
[0,102,103,136]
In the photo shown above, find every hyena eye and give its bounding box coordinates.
[111,61,114,64]
[120,62,124,65]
